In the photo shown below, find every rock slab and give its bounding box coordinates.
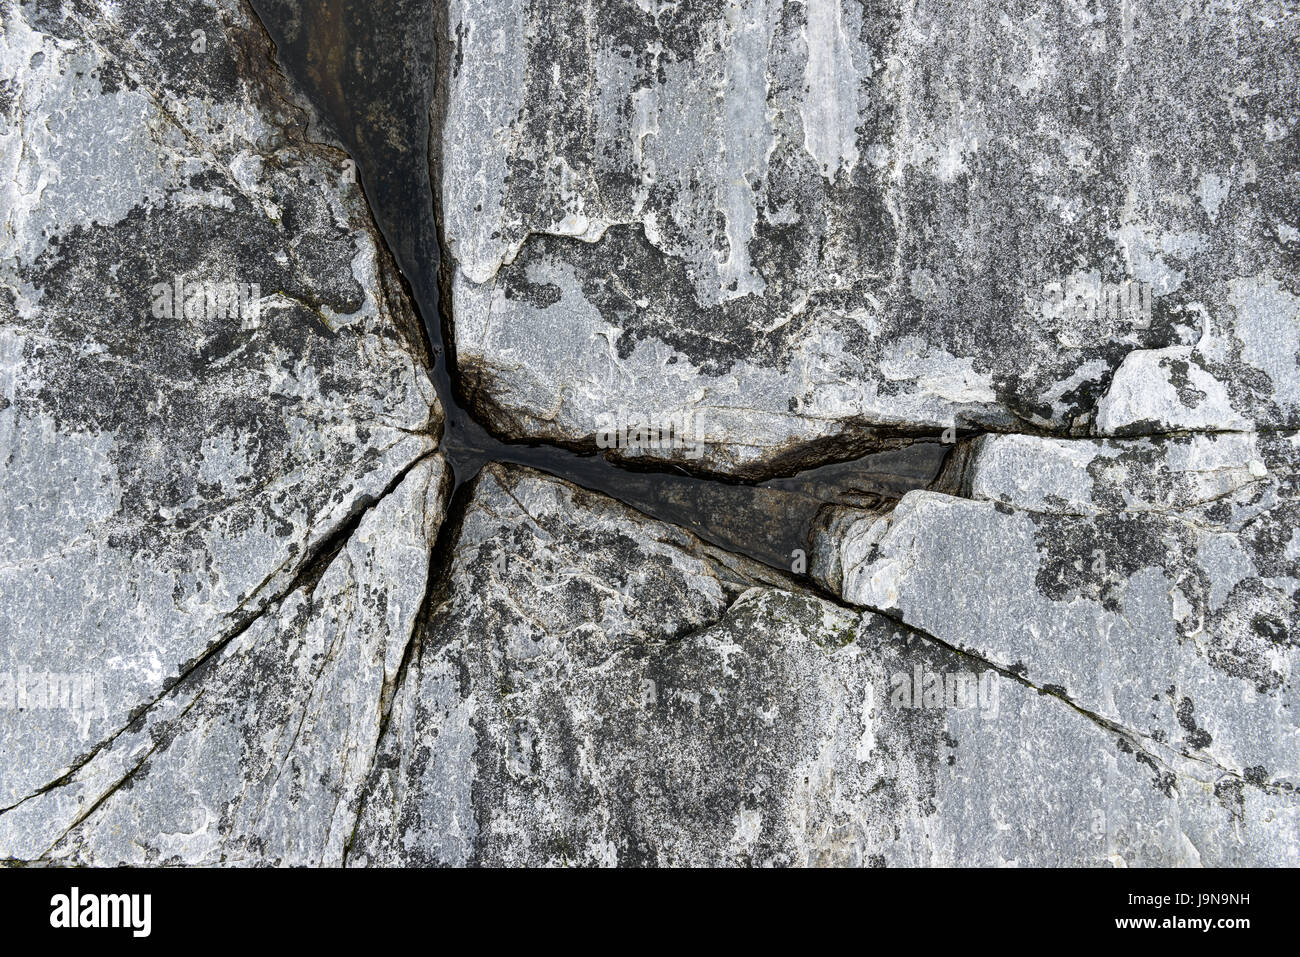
[0,0,440,815]
[349,464,1297,866]
[439,0,1300,476]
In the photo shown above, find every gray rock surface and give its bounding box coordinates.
[0,456,449,865]
[0,0,440,815]
[348,464,1297,866]
[813,431,1300,789]
[439,0,1300,476]
[3,0,1297,868]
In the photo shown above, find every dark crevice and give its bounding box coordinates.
[340,468,476,867]
[229,2,1291,815]
[243,0,1291,577]
[1093,424,1300,439]
[243,0,1299,580]
[243,0,953,575]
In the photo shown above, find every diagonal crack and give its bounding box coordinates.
[841,596,1289,797]
[0,448,439,824]
[339,464,462,866]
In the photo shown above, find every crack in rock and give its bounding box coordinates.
[813,430,1300,795]
[0,455,451,866]
[0,0,440,816]
[344,463,1297,866]
[3,0,1299,868]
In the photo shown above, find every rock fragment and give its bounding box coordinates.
[438,0,1300,475]
[813,432,1300,786]
[0,0,440,811]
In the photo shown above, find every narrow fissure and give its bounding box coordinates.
[244,0,949,574]
[0,447,437,823]
[854,599,1272,792]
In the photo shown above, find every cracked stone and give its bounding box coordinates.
[813,431,1300,790]
[0,0,441,812]
[438,0,1300,477]
[0,454,451,865]
[3,0,1298,870]
[347,464,1297,866]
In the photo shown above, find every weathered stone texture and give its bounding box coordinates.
[0,0,440,814]
[348,465,1297,866]
[440,0,1300,476]
[0,456,450,865]
[3,0,1297,869]
[814,432,1300,790]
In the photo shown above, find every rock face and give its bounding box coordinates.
[3,0,1298,869]
[813,432,1300,792]
[0,457,450,865]
[439,0,1300,476]
[346,464,1296,866]
[0,0,439,818]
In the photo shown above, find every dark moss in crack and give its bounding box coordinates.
[246,0,947,572]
